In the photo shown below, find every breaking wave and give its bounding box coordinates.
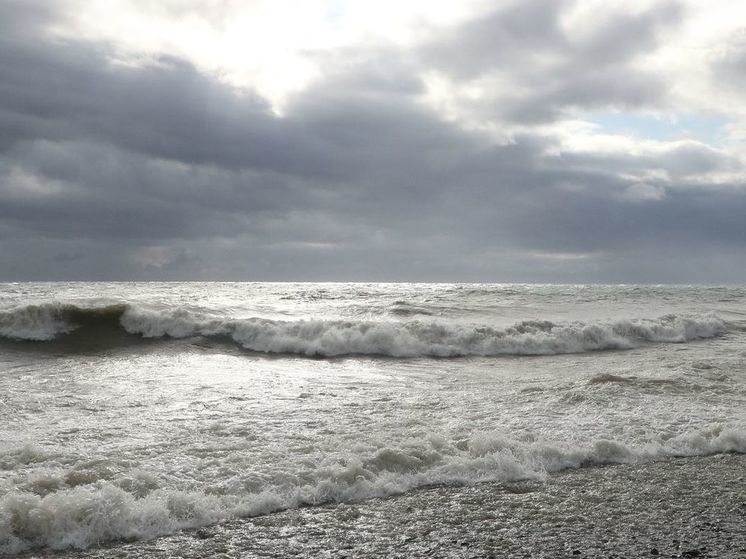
[0,302,727,357]
[1,426,743,553]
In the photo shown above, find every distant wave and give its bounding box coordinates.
[1,426,743,553]
[0,302,728,357]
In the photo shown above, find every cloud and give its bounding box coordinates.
[420,0,683,124]
[0,0,745,282]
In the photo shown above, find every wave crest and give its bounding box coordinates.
[0,302,727,357]
[0,303,127,341]
[1,426,743,553]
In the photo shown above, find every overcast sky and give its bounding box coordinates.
[1,0,745,282]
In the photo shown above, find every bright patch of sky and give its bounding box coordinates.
[586,113,727,147]
[55,0,489,111]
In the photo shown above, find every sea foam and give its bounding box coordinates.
[1,426,743,553]
[0,302,727,357]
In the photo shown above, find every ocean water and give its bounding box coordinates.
[0,282,744,554]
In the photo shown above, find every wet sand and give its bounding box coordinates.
[19,454,746,559]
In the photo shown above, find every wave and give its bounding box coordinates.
[1,426,743,553]
[0,302,728,356]
[0,303,128,342]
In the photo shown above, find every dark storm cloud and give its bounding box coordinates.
[0,46,335,178]
[424,0,572,79]
[423,0,682,121]
[0,0,745,282]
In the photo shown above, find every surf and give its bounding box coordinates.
[0,301,728,357]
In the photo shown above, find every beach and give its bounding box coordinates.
[19,453,744,558]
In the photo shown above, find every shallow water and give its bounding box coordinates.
[1,283,744,553]
[32,454,744,559]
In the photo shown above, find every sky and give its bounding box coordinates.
[1,0,745,283]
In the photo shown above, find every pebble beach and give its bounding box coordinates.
[21,454,744,559]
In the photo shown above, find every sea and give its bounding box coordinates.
[0,282,744,555]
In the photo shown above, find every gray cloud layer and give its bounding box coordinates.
[1,0,745,282]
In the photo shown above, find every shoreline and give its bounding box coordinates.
[19,453,745,559]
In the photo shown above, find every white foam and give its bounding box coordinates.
[1,426,743,553]
[0,302,727,356]
[0,484,226,553]
[0,304,76,341]
[260,314,722,356]
[123,310,727,357]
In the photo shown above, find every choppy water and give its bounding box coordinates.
[1,283,744,554]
